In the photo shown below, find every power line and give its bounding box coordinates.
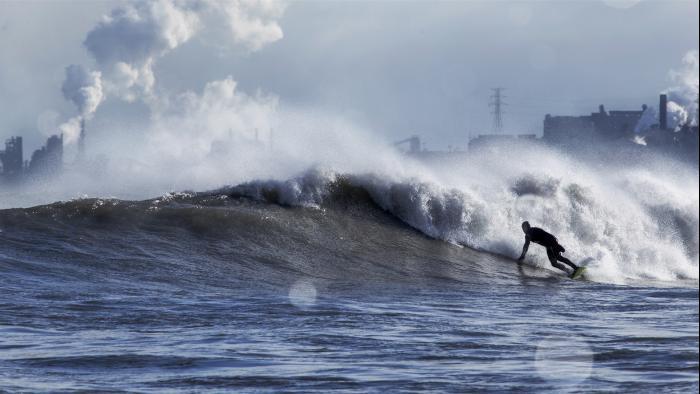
[489,87,507,134]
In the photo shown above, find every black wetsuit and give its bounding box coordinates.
[527,227,563,251]
[522,227,578,273]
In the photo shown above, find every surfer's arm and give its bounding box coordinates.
[518,237,530,261]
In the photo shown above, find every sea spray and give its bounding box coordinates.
[227,143,699,285]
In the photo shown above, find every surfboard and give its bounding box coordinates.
[570,266,586,280]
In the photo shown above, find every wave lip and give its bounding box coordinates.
[2,156,698,287]
[226,165,699,286]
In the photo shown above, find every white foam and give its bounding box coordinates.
[234,142,698,286]
[2,104,696,286]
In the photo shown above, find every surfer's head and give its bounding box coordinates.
[521,221,531,233]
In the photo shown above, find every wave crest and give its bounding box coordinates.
[227,165,698,285]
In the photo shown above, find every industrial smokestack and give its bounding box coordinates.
[78,119,86,160]
[659,94,668,130]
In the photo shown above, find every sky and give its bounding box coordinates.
[0,0,698,154]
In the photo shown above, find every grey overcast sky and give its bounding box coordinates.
[1,0,698,152]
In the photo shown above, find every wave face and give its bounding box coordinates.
[226,161,698,285]
[2,140,698,287]
[0,191,523,293]
[1,172,696,288]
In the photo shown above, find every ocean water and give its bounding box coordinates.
[0,171,698,393]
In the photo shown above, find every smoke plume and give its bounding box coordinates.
[214,0,285,51]
[83,0,200,101]
[58,65,104,144]
[58,0,287,146]
[635,49,699,133]
[146,75,278,164]
[667,50,699,128]
[61,64,104,118]
[81,0,285,103]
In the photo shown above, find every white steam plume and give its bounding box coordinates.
[61,64,104,118]
[58,117,83,145]
[83,0,201,101]
[147,75,278,164]
[635,50,699,133]
[667,50,699,129]
[55,0,287,147]
[213,0,286,51]
[82,0,286,103]
[666,101,689,129]
[58,64,104,144]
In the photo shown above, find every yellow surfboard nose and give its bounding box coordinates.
[571,267,587,280]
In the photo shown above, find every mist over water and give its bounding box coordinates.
[225,138,699,286]
[2,119,698,287]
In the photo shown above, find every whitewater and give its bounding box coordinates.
[226,151,699,286]
[4,136,696,286]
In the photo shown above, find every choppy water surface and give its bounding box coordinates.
[0,188,697,392]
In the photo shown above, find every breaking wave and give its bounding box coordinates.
[225,163,698,285]
[1,141,698,287]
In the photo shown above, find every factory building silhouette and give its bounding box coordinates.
[543,104,647,144]
[0,119,75,184]
[1,133,64,183]
[465,104,647,153]
[1,118,89,183]
[0,136,24,182]
[461,93,698,162]
[26,134,63,176]
[541,94,698,161]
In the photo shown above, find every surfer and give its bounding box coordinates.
[517,221,580,276]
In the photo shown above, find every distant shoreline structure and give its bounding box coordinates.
[2,94,699,186]
[395,93,698,164]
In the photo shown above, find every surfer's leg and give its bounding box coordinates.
[557,254,579,270]
[547,248,570,273]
